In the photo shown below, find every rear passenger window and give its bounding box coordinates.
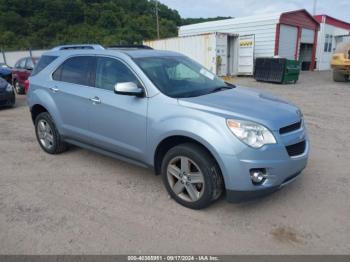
[32,55,57,76]
[95,57,140,91]
[52,56,95,86]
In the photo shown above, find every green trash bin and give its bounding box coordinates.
[282,59,301,84]
[254,58,301,84]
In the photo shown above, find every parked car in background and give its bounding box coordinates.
[0,77,15,107]
[0,64,12,84]
[0,62,11,68]
[12,56,39,94]
[27,44,309,209]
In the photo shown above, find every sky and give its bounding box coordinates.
[159,0,350,22]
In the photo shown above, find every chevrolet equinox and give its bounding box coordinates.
[27,44,309,209]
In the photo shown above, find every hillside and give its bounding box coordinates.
[0,0,231,50]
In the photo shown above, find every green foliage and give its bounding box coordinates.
[0,0,231,50]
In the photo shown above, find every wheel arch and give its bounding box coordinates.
[30,104,48,123]
[153,135,227,188]
[28,88,63,131]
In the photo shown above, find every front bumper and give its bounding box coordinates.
[226,171,302,203]
[219,126,309,203]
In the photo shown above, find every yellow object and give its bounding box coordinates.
[330,41,350,82]
[221,75,235,84]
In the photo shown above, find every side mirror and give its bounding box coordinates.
[114,82,144,97]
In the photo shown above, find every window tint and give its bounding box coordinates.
[53,56,95,86]
[32,55,58,76]
[95,57,140,91]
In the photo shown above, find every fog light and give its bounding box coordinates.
[250,169,267,184]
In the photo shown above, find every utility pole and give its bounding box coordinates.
[313,0,317,15]
[155,0,160,39]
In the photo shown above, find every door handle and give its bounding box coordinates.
[89,96,101,104]
[49,87,59,93]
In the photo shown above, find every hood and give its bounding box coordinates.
[178,86,301,131]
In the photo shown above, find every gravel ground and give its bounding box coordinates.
[0,71,349,255]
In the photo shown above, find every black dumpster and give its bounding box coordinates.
[254,58,301,84]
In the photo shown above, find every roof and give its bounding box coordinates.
[314,15,350,30]
[44,48,183,59]
[179,9,318,35]
[179,11,283,32]
[117,49,183,58]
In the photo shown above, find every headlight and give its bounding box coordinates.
[226,119,276,148]
[6,83,13,92]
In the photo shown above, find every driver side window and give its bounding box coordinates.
[96,57,141,91]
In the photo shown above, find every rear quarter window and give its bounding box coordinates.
[31,55,58,76]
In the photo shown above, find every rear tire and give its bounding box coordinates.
[333,70,348,82]
[35,112,67,154]
[161,143,223,209]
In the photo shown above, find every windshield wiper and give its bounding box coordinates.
[208,85,234,94]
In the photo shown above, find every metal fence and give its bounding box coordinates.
[0,49,47,67]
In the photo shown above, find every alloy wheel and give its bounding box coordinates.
[37,119,54,150]
[167,156,205,202]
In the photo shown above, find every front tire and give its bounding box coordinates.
[161,143,223,209]
[35,112,67,154]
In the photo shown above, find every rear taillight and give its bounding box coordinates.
[24,80,29,93]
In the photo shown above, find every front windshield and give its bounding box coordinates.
[134,56,231,98]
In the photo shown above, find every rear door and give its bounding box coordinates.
[88,56,148,161]
[51,56,97,142]
[238,35,255,75]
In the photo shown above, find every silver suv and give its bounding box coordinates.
[27,44,309,209]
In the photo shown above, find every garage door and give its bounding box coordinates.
[301,28,315,44]
[278,25,298,59]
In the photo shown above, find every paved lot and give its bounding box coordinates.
[0,71,349,254]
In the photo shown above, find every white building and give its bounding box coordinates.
[314,15,350,70]
[178,9,319,73]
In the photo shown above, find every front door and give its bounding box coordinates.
[88,56,148,161]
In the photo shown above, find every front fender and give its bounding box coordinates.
[147,115,237,187]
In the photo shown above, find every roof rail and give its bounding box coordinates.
[51,44,105,51]
[107,44,153,50]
